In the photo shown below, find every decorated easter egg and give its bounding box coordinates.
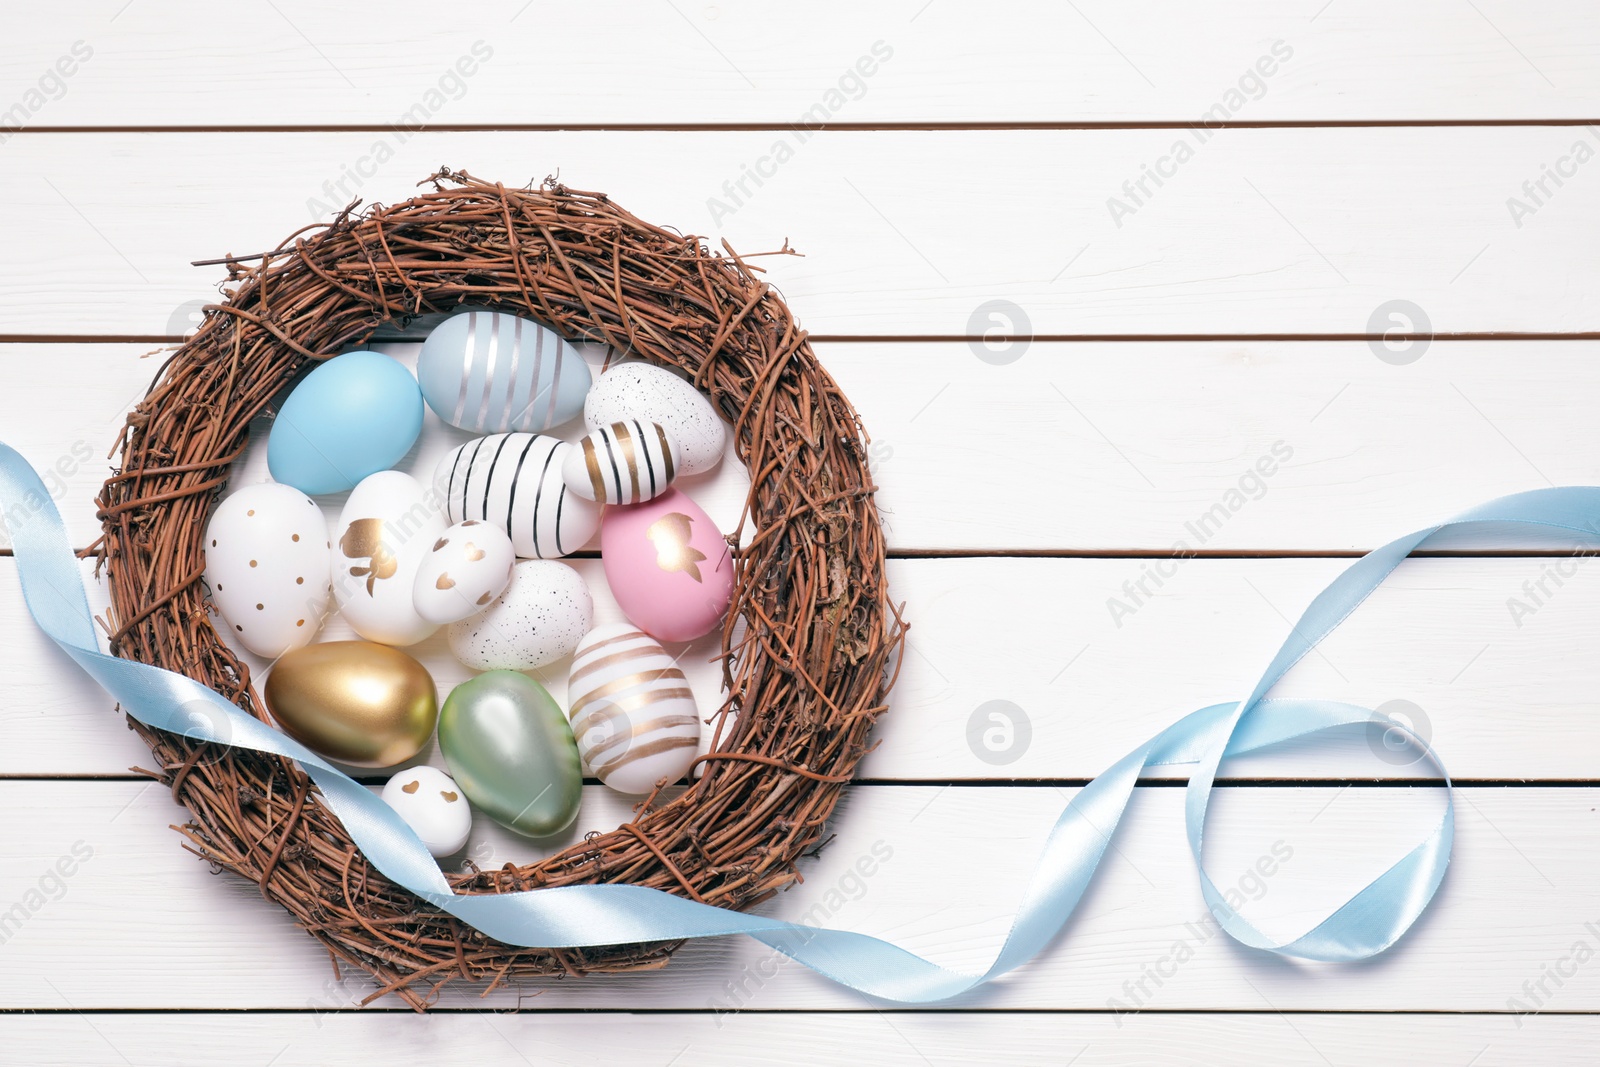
[433,433,600,558]
[438,671,582,837]
[267,351,424,495]
[332,471,447,646]
[601,488,733,643]
[204,482,331,658]
[446,560,592,670]
[381,765,472,857]
[562,419,680,505]
[417,310,592,433]
[263,641,438,768]
[412,520,515,625]
[568,624,702,794]
[585,362,726,476]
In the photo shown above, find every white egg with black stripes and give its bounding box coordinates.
[561,419,681,505]
[432,433,602,559]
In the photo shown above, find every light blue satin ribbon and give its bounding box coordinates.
[4,438,1591,1001]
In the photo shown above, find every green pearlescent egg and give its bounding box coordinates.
[437,670,582,837]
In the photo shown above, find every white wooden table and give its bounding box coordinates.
[3,2,1598,1062]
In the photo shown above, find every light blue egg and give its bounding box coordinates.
[417,309,592,433]
[267,350,423,495]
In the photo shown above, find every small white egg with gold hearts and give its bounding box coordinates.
[412,520,515,625]
[567,623,702,794]
[562,419,680,505]
[380,765,473,857]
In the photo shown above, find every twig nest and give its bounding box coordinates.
[97,172,901,1006]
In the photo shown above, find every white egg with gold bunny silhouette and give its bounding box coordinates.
[380,766,472,857]
[412,520,515,625]
[332,471,446,646]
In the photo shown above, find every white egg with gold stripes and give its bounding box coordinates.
[433,433,602,559]
[566,623,703,795]
[417,309,592,433]
[561,419,680,505]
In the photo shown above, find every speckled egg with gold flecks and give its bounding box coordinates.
[567,623,702,794]
[446,559,593,670]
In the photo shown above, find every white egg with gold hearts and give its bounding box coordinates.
[412,520,516,625]
[380,766,473,857]
[567,623,702,794]
[561,419,680,505]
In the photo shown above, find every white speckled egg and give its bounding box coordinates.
[204,483,331,657]
[584,362,726,476]
[380,765,472,857]
[412,520,516,625]
[332,471,447,646]
[562,419,680,504]
[432,433,601,559]
[568,624,702,794]
[447,560,593,670]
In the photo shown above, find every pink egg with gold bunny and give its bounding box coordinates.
[599,488,733,643]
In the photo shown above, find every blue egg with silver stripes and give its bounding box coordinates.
[417,310,592,433]
[267,350,424,495]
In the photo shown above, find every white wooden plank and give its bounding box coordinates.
[8,1,1600,125]
[0,1011,1592,1067]
[5,553,1599,781]
[0,781,1591,1010]
[0,129,1594,336]
[8,340,1600,555]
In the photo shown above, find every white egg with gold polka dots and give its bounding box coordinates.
[380,765,473,857]
[412,520,516,625]
[203,482,332,658]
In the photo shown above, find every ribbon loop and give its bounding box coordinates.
[5,439,1588,1003]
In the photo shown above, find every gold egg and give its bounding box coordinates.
[263,641,438,768]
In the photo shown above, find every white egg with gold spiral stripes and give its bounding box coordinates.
[566,623,702,794]
[561,419,681,505]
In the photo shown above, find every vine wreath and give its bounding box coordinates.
[93,169,905,1009]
